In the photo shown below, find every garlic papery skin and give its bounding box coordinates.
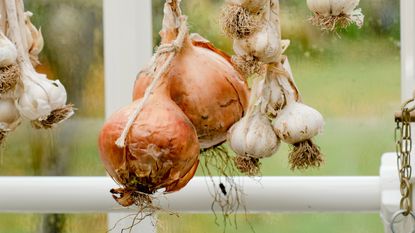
[256,76,285,117]
[37,75,67,110]
[306,0,331,16]
[229,110,280,159]
[16,69,69,120]
[233,21,281,63]
[330,0,360,16]
[0,33,18,67]
[23,11,34,52]
[226,0,268,13]
[272,102,324,144]
[29,27,43,66]
[260,66,286,116]
[17,74,52,121]
[0,98,21,144]
[23,11,43,66]
[0,98,20,130]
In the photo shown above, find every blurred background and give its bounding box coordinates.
[0,0,400,232]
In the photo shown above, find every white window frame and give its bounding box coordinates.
[0,0,413,232]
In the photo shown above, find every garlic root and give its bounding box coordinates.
[31,104,74,129]
[0,64,20,95]
[234,155,260,176]
[289,139,323,170]
[220,4,262,39]
[307,0,364,31]
[231,55,263,76]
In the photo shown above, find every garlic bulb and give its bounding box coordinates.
[0,98,21,144]
[307,0,364,31]
[233,21,281,63]
[273,102,324,144]
[306,0,330,16]
[0,33,18,67]
[226,0,268,13]
[0,98,20,130]
[228,105,280,176]
[331,0,360,16]
[229,111,280,159]
[17,71,72,128]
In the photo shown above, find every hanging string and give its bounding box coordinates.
[115,16,188,148]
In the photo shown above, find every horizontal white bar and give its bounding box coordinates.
[0,176,380,213]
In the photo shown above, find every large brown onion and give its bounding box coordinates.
[133,36,249,149]
[99,75,200,207]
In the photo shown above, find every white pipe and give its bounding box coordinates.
[0,176,380,213]
[401,0,415,101]
[103,0,153,117]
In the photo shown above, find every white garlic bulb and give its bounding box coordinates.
[307,0,363,30]
[228,110,280,159]
[330,0,360,16]
[306,0,331,16]
[272,102,324,144]
[233,22,280,63]
[226,0,268,13]
[17,72,68,121]
[0,33,18,67]
[0,98,20,131]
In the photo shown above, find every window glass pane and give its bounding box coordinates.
[152,0,399,232]
[0,0,106,231]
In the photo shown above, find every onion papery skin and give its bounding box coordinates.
[133,39,249,149]
[99,95,200,196]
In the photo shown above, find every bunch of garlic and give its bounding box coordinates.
[271,58,325,170]
[221,0,281,75]
[0,31,21,98]
[306,0,364,31]
[1,0,73,133]
[24,11,44,67]
[225,0,325,173]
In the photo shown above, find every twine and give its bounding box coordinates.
[115,17,188,148]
